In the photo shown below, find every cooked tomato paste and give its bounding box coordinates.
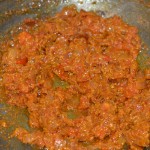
[1,5,150,150]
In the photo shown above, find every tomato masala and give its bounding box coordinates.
[1,5,150,150]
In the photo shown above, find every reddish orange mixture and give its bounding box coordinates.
[1,6,150,150]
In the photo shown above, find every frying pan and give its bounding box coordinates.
[0,0,149,149]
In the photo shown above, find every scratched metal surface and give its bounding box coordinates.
[0,0,149,149]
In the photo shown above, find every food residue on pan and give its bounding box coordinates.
[0,5,150,150]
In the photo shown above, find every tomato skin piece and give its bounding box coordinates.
[16,57,28,65]
[24,19,36,27]
[103,55,111,62]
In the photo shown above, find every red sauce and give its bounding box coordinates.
[1,5,150,150]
